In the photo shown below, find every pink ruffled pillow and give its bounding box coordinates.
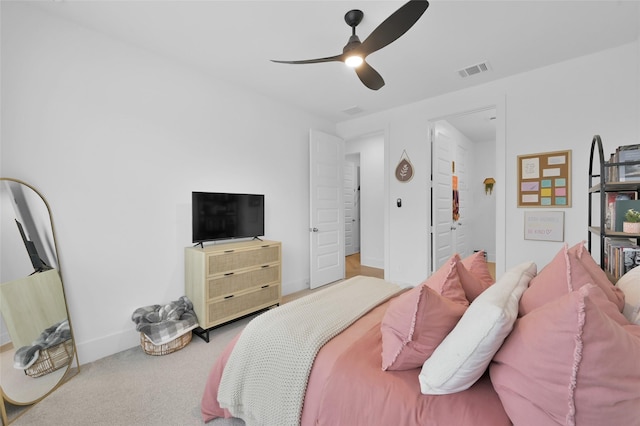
[568,241,625,311]
[420,256,469,306]
[381,285,467,371]
[519,243,623,316]
[454,254,493,302]
[491,284,640,426]
[460,250,495,289]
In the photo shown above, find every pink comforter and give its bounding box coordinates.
[202,299,511,426]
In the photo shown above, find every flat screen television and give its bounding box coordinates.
[15,219,50,273]
[192,192,265,243]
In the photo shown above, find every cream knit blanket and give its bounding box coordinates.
[217,276,402,426]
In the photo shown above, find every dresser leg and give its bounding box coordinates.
[193,327,210,343]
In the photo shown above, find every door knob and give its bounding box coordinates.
[310,227,319,232]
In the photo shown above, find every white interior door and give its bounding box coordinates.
[432,127,453,271]
[310,129,345,289]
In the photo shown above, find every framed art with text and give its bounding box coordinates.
[524,211,565,242]
[517,150,571,207]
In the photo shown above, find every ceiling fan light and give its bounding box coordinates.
[345,55,363,68]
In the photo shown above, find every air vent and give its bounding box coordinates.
[457,61,491,78]
[342,106,364,116]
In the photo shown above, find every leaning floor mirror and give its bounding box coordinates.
[0,178,79,425]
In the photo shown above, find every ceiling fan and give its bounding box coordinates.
[271,0,429,91]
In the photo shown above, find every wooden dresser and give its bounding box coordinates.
[185,239,281,341]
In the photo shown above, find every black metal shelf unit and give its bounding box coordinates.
[588,135,640,276]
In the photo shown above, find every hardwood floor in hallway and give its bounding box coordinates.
[346,253,384,279]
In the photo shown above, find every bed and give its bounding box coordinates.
[201,243,640,426]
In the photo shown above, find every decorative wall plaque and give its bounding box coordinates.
[395,150,414,182]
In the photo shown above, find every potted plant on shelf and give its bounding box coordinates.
[623,208,640,234]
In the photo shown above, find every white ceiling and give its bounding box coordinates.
[30,0,639,133]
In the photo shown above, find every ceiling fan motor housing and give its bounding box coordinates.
[344,9,364,28]
[343,35,362,54]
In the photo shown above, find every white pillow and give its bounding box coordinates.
[616,266,640,325]
[419,261,537,395]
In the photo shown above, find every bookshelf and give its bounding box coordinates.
[588,135,640,281]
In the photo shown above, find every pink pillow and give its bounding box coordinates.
[519,243,623,316]
[568,241,625,311]
[460,250,495,288]
[381,285,467,371]
[491,284,640,426]
[420,256,469,306]
[454,255,492,302]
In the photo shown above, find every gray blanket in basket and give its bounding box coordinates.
[14,319,71,370]
[131,296,198,346]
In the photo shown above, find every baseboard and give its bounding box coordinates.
[75,328,139,365]
[0,329,11,347]
[282,278,309,296]
[360,255,384,270]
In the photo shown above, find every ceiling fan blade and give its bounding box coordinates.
[355,61,385,90]
[360,0,429,56]
[271,54,344,65]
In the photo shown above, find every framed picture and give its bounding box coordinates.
[517,150,571,207]
[524,211,565,242]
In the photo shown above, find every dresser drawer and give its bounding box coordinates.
[207,284,280,326]
[207,244,280,274]
[207,265,280,299]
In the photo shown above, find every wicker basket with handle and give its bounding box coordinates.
[25,339,74,378]
[139,331,192,356]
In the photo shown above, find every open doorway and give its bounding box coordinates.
[344,154,360,257]
[344,132,385,278]
[431,107,497,273]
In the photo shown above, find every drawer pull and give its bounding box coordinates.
[224,249,235,253]
[224,295,234,299]
[261,285,269,289]
[261,265,269,268]
[261,245,270,248]
[225,272,234,276]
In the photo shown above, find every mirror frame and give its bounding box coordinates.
[0,178,79,425]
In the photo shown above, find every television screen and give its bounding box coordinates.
[192,192,264,243]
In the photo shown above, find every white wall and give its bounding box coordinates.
[1,4,333,363]
[470,139,497,262]
[337,41,639,286]
[345,133,385,269]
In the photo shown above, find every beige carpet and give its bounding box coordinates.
[6,315,253,426]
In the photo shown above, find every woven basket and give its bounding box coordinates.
[140,331,192,356]
[25,339,74,378]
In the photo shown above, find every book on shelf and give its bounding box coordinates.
[607,152,618,182]
[603,237,639,280]
[605,192,638,231]
[622,247,640,274]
